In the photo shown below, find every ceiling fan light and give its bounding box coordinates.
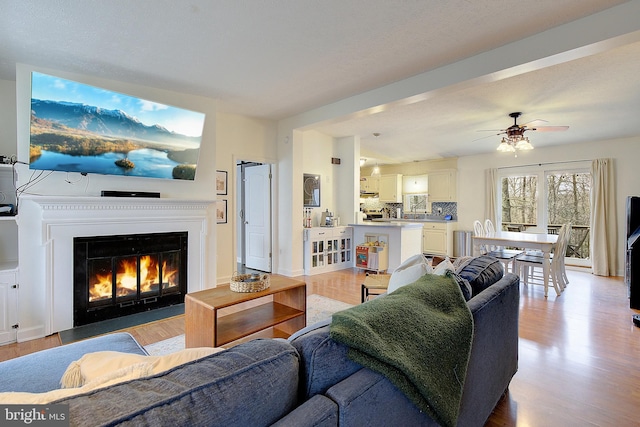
[516,138,533,150]
[360,158,366,166]
[497,139,515,152]
[371,164,381,177]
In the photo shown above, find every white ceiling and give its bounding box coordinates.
[1,0,639,165]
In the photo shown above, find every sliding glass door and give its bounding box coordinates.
[498,163,591,267]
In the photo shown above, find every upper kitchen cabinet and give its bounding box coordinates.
[428,170,457,202]
[360,176,379,194]
[379,174,403,203]
[402,174,428,194]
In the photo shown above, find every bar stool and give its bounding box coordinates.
[361,273,391,303]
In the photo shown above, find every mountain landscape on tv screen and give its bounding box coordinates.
[29,99,202,180]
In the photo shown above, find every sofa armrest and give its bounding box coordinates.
[457,272,520,426]
[271,394,338,427]
[0,332,147,393]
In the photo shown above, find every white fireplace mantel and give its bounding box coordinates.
[16,195,216,341]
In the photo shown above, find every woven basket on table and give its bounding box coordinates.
[230,272,270,293]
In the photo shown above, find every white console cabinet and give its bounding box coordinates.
[303,227,353,275]
[0,164,18,345]
[0,265,18,345]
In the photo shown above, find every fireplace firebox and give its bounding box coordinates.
[73,231,188,327]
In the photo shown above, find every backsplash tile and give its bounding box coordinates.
[361,198,457,219]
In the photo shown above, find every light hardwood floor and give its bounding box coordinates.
[1,268,639,426]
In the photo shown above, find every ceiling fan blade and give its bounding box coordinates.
[472,132,504,142]
[521,119,548,127]
[475,129,506,132]
[530,126,569,132]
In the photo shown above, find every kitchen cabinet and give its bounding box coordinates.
[360,176,379,193]
[378,174,402,203]
[422,222,456,256]
[303,226,353,275]
[428,170,457,202]
[402,174,428,194]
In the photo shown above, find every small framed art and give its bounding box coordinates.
[216,170,228,195]
[216,199,227,224]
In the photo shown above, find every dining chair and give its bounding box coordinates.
[483,219,522,273]
[515,223,570,295]
[525,222,571,290]
[473,220,486,254]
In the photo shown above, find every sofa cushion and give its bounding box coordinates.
[0,332,148,393]
[450,272,473,301]
[54,339,300,427]
[61,347,223,388]
[456,255,504,297]
[432,257,455,275]
[387,254,432,294]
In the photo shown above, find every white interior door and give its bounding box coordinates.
[244,164,272,272]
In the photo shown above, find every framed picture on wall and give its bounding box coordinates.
[303,173,321,207]
[216,170,228,195]
[216,199,227,224]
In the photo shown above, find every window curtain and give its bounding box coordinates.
[485,168,497,226]
[590,158,617,276]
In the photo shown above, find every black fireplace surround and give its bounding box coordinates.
[73,231,188,327]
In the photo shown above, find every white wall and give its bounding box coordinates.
[335,136,360,226]
[361,158,458,177]
[215,112,277,283]
[301,130,336,227]
[300,131,359,228]
[456,137,640,276]
[0,79,17,158]
[0,80,18,263]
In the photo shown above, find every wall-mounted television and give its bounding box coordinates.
[29,72,206,180]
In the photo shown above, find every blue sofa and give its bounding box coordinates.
[0,262,519,426]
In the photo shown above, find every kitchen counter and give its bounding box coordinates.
[372,217,457,224]
[349,221,423,228]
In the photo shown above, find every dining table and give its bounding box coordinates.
[472,230,560,296]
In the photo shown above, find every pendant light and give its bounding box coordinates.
[370,133,381,177]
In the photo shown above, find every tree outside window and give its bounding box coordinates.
[499,169,591,261]
[501,175,538,229]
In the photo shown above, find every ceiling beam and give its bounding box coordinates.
[280,1,640,132]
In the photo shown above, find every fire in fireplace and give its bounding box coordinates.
[73,231,188,327]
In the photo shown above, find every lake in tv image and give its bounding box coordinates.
[29,71,206,180]
[30,148,184,179]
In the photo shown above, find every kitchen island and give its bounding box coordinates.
[372,217,458,257]
[349,222,423,273]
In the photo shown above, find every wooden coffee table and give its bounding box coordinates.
[185,275,306,348]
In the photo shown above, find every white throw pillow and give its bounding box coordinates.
[433,257,455,276]
[387,254,432,294]
[0,347,226,405]
[61,347,224,388]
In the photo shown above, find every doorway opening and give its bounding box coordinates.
[236,161,273,274]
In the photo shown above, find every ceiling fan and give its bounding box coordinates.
[477,112,569,140]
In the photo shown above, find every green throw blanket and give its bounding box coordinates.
[329,273,473,427]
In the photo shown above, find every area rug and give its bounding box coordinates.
[145,294,354,355]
